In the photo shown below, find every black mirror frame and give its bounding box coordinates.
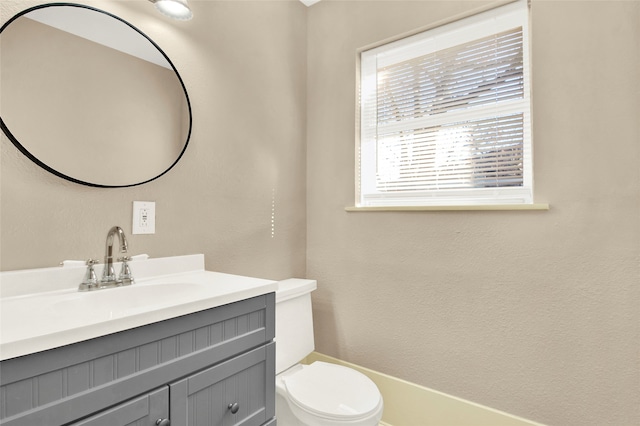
[0,2,193,188]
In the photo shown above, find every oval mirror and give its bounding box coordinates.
[0,3,192,187]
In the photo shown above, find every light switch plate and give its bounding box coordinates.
[132,201,155,234]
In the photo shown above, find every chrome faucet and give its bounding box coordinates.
[101,226,129,287]
[78,226,135,291]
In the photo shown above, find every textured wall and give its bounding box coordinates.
[1,0,307,280]
[3,1,639,425]
[306,1,640,426]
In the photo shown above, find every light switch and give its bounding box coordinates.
[132,201,155,234]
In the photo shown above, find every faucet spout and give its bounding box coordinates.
[102,226,128,285]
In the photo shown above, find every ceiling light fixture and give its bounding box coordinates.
[148,0,193,21]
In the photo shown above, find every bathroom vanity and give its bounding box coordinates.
[0,255,277,426]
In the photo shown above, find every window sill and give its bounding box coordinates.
[345,203,550,212]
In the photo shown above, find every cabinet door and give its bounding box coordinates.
[70,387,169,426]
[170,343,275,426]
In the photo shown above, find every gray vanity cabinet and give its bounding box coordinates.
[0,293,276,426]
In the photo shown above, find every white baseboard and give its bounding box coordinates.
[303,352,544,426]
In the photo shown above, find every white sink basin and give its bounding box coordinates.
[48,282,207,318]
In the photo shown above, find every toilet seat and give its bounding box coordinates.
[282,362,382,421]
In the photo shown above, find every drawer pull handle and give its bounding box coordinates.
[228,402,240,414]
[156,419,171,426]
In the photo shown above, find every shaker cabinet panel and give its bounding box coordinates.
[70,387,169,426]
[170,342,275,426]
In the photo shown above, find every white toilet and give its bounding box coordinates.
[275,279,384,426]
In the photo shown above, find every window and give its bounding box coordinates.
[358,0,532,208]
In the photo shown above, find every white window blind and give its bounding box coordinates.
[359,0,532,207]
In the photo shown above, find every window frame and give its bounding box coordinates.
[357,0,535,209]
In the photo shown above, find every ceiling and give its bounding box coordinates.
[299,0,321,6]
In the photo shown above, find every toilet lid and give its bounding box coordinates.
[283,362,381,420]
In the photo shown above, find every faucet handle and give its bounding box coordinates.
[118,256,135,286]
[79,259,100,291]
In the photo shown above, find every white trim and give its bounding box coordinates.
[345,203,549,212]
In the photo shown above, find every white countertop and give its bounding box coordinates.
[0,255,277,361]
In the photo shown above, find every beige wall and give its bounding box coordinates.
[2,1,639,425]
[307,1,639,426]
[0,0,308,279]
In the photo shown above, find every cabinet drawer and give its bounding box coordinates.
[70,387,168,426]
[170,342,275,426]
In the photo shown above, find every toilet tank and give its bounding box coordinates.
[275,279,317,374]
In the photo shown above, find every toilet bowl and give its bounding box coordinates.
[276,362,384,426]
[275,279,383,426]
